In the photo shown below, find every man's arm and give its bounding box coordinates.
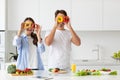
[69,26,81,46]
[65,21,81,46]
[45,25,57,46]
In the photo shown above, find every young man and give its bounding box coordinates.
[45,10,81,70]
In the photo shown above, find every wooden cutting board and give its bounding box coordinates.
[11,73,33,76]
[52,70,67,74]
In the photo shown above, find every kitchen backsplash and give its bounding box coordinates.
[5,31,120,65]
[71,31,120,65]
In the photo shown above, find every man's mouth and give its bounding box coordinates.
[59,23,64,27]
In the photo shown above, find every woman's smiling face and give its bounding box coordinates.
[24,20,34,36]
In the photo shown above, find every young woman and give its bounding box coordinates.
[13,17,45,70]
[45,10,81,70]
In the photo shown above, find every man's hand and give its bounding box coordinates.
[65,17,72,30]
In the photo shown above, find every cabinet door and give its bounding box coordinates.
[0,32,5,70]
[7,0,40,30]
[0,0,5,30]
[103,0,120,30]
[0,32,5,50]
[39,0,71,30]
[71,0,102,30]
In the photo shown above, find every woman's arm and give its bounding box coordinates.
[17,23,24,37]
[13,23,24,48]
[35,24,45,53]
[35,24,42,43]
[38,42,45,53]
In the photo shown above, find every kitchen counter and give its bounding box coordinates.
[73,60,120,66]
[0,70,120,80]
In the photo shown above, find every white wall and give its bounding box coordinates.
[5,31,120,66]
[71,31,120,65]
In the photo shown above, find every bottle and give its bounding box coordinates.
[71,64,76,73]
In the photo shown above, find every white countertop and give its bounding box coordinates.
[0,70,120,80]
[2,62,120,80]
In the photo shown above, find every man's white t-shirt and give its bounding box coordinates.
[45,29,72,69]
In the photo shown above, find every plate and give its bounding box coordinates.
[100,71,111,75]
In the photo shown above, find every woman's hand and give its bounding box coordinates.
[34,24,42,43]
[20,22,25,31]
[17,22,25,37]
[34,24,41,35]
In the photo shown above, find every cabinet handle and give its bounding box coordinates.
[0,34,1,45]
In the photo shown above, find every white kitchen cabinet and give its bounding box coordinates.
[6,0,120,31]
[0,32,5,70]
[103,0,120,30]
[7,0,40,30]
[0,0,5,30]
[0,32,5,58]
[71,0,102,30]
[0,32,5,49]
[39,0,71,30]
